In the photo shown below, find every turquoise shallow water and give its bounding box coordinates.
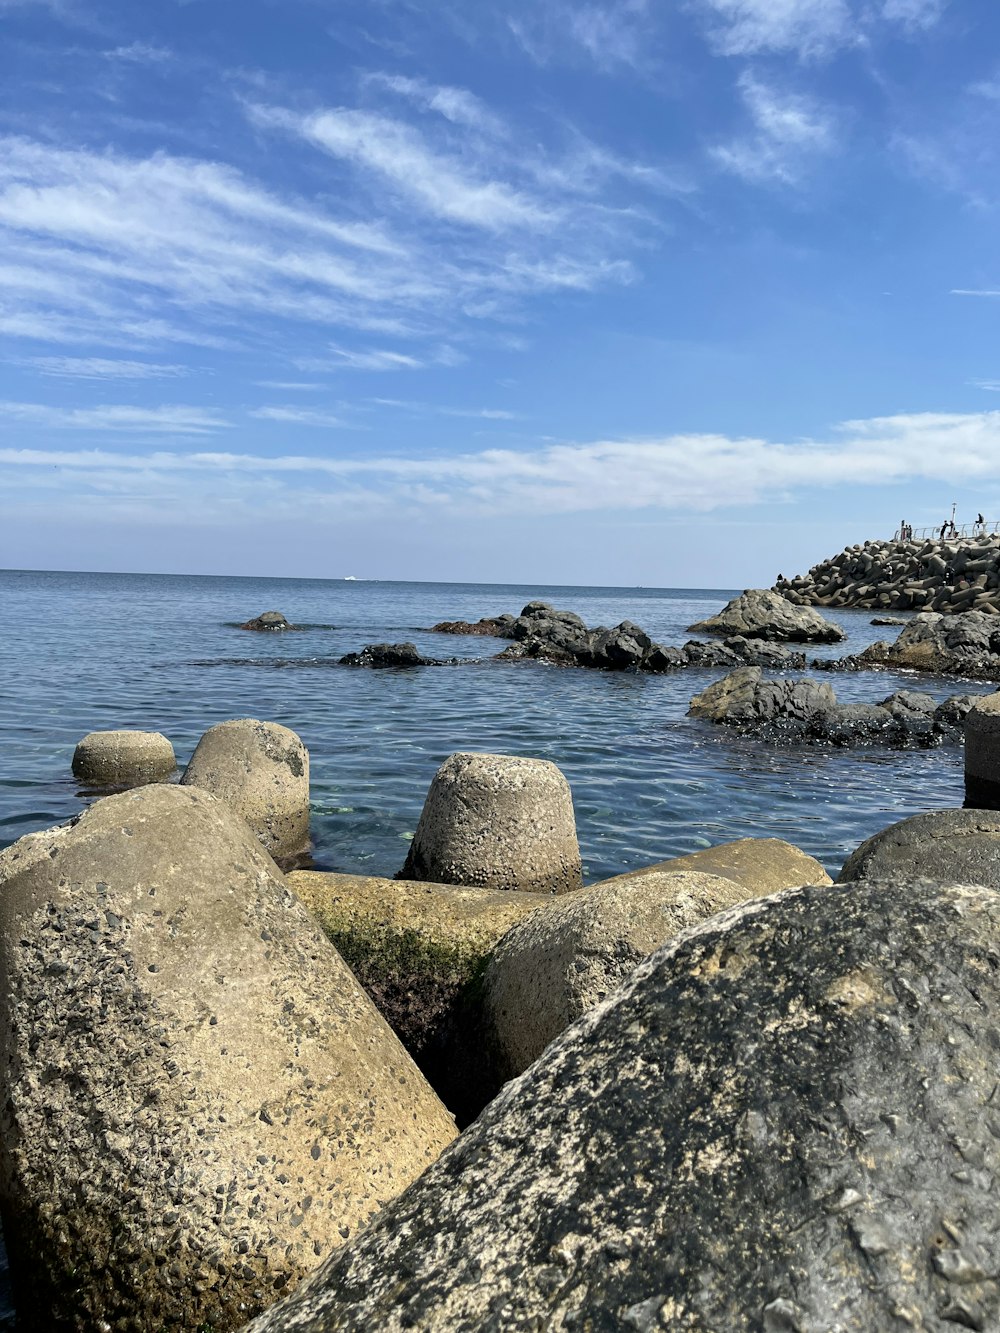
[0,568,987,879]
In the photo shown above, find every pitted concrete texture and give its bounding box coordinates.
[72,729,176,787]
[0,785,456,1332]
[838,808,1000,888]
[246,878,1000,1332]
[610,836,832,894]
[482,868,767,1080]
[965,693,1000,809]
[399,752,582,893]
[181,717,310,858]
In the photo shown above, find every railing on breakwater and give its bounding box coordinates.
[893,523,1000,542]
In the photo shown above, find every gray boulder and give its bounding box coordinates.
[855,610,1000,678]
[71,729,176,788]
[838,808,1000,887]
[246,877,1000,1333]
[399,752,582,894]
[181,717,310,860]
[339,642,437,668]
[688,588,846,643]
[0,786,456,1333]
[481,868,769,1083]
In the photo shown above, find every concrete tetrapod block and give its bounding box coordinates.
[837,808,1000,888]
[398,752,582,893]
[181,717,310,860]
[610,836,833,893]
[71,729,176,787]
[246,877,1000,1332]
[481,868,775,1083]
[965,691,1000,809]
[0,786,456,1333]
[288,871,546,1124]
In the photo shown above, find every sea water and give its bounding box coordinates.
[0,569,982,878]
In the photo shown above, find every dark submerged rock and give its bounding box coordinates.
[246,877,1000,1333]
[428,616,517,638]
[239,610,292,631]
[339,643,436,668]
[838,808,1000,888]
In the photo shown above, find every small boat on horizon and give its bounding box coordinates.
[343,575,358,581]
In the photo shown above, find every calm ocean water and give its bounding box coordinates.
[0,568,986,880]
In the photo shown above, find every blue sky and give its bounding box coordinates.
[2,0,1000,585]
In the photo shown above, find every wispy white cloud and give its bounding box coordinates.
[692,0,945,59]
[711,74,837,184]
[371,397,521,419]
[881,0,945,30]
[254,380,326,391]
[298,345,426,372]
[104,42,173,63]
[365,74,506,135]
[248,104,556,231]
[509,1,655,72]
[0,401,229,434]
[23,356,190,379]
[953,289,1000,298]
[249,406,351,427]
[4,410,998,515]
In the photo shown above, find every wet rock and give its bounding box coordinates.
[482,869,769,1084]
[181,718,310,860]
[71,729,176,788]
[239,610,292,631]
[429,616,516,638]
[838,808,1000,888]
[850,611,1000,679]
[690,667,972,747]
[246,877,1000,1333]
[0,786,456,1333]
[688,589,846,643]
[288,870,543,1124]
[339,643,436,668]
[871,616,907,626]
[399,752,582,894]
[965,692,1000,809]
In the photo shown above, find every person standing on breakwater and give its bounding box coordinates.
[977,513,986,534]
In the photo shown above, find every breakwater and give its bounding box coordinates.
[776,535,1000,615]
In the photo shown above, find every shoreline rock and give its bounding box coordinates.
[689,665,976,747]
[688,588,845,643]
[815,610,1000,681]
[339,643,438,668]
[238,611,294,632]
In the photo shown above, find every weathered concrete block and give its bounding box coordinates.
[965,692,1000,809]
[0,785,455,1332]
[71,730,176,788]
[247,878,1000,1332]
[181,718,309,859]
[399,752,582,893]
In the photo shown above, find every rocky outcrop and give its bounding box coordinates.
[481,869,768,1085]
[339,643,437,668]
[831,610,1000,680]
[778,534,1000,613]
[965,693,1000,809]
[0,786,456,1333]
[181,718,310,860]
[247,877,1000,1333]
[689,666,974,747]
[71,730,176,788]
[399,753,582,894]
[688,589,845,643]
[429,616,517,638]
[238,611,293,631]
[838,809,1000,888]
[287,870,544,1124]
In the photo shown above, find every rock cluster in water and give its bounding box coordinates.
[816,610,1000,681]
[777,534,1000,613]
[690,665,977,747]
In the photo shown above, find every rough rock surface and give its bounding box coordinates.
[287,870,543,1123]
[965,693,1000,809]
[779,533,1000,613]
[687,588,846,643]
[71,729,176,787]
[429,616,516,638]
[238,611,292,631]
[181,717,311,860]
[482,868,768,1083]
[247,877,1000,1333]
[838,610,1000,680]
[338,642,437,668]
[399,752,582,894]
[838,808,1000,888]
[0,786,456,1333]
[689,665,975,747]
[611,836,832,896]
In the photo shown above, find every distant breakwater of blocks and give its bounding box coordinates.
[776,534,1000,616]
